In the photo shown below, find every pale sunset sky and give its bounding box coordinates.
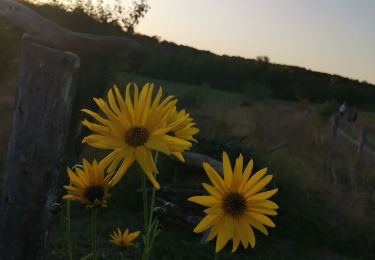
[33,0,375,84]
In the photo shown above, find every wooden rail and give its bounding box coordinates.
[331,114,375,157]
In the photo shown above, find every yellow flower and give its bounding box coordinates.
[188,152,278,252]
[81,83,197,189]
[63,159,111,208]
[165,107,199,162]
[110,228,141,247]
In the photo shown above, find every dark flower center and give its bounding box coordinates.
[222,192,246,216]
[125,127,149,147]
[84,185,104,203]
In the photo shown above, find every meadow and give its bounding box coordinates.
[1,72,375,259]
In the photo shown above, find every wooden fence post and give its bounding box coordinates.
[0,40,80,260]
[357,128,368,156]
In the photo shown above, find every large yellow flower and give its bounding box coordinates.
[188,152,278,252]
[63,159,111,208]
[81,83,197,189]
[165,107,199,162]
[110,227,140,247]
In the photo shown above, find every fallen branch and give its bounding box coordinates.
[0,0,139,54]
[182,151,223,175]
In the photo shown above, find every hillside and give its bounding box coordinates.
[1,2,375,110]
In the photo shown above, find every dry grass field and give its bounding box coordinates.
[1,76,375,259]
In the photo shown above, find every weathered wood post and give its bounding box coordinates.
[357,128,368,156]
[0,40,80,260]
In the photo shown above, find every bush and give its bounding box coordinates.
[315,100,339,121]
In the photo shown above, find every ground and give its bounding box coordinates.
[0,75,374,259]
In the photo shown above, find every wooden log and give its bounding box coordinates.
[182,151,223,175]
[0,0,139,54]
[0,40,80,260]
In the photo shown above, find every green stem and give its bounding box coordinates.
[148,152,159,231]
[141,172,149,233]
[91,208,98,260]
[120,248,125,260]
[214,251,219,260]
[141,152,159,260]
[66,200,73,260]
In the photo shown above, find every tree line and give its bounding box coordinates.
[1,2,374,109]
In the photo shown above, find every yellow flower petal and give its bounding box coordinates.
[224,216,235,239]
[245,175,274,197]
[109,157,135,187]
[242,167,268,194]
[231,229,241,252]
[248,188,278,202]
[239,159,253,191]
[81,108,108,125]
[172,152,185,162]
[188,196,219,207]
[144,170,160,190]
[222,151,233,187]
[215,224,229,252]
[194,214,218,233]
[247,212,276,227]
[203,163,227,193]
[202,183,223,199]
[252,199,279,209]
[239,217,256,248]
[145,137,171,155]
[247,217,269,235]
[135,146,154,173]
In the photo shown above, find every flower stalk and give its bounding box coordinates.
[141,152,160,260]
[120,249,125,260]
[91,208,98,260]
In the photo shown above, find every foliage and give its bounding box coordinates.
[129,40,375,108]
[26,0,150,33]
[241,81,272,102]
[2,3,375,110]
[315,100,339,121]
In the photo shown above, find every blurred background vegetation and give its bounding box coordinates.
[0,1,374,259]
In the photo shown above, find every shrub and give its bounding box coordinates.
[315,100,339,121]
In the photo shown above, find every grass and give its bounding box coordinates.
[47,154,360,260]
[1,74,375,259]
[113,72,245,107]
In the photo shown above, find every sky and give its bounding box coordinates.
[32,0,375,84]
[136,0,375,84]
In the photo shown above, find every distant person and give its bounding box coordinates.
[339,102,347,116]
